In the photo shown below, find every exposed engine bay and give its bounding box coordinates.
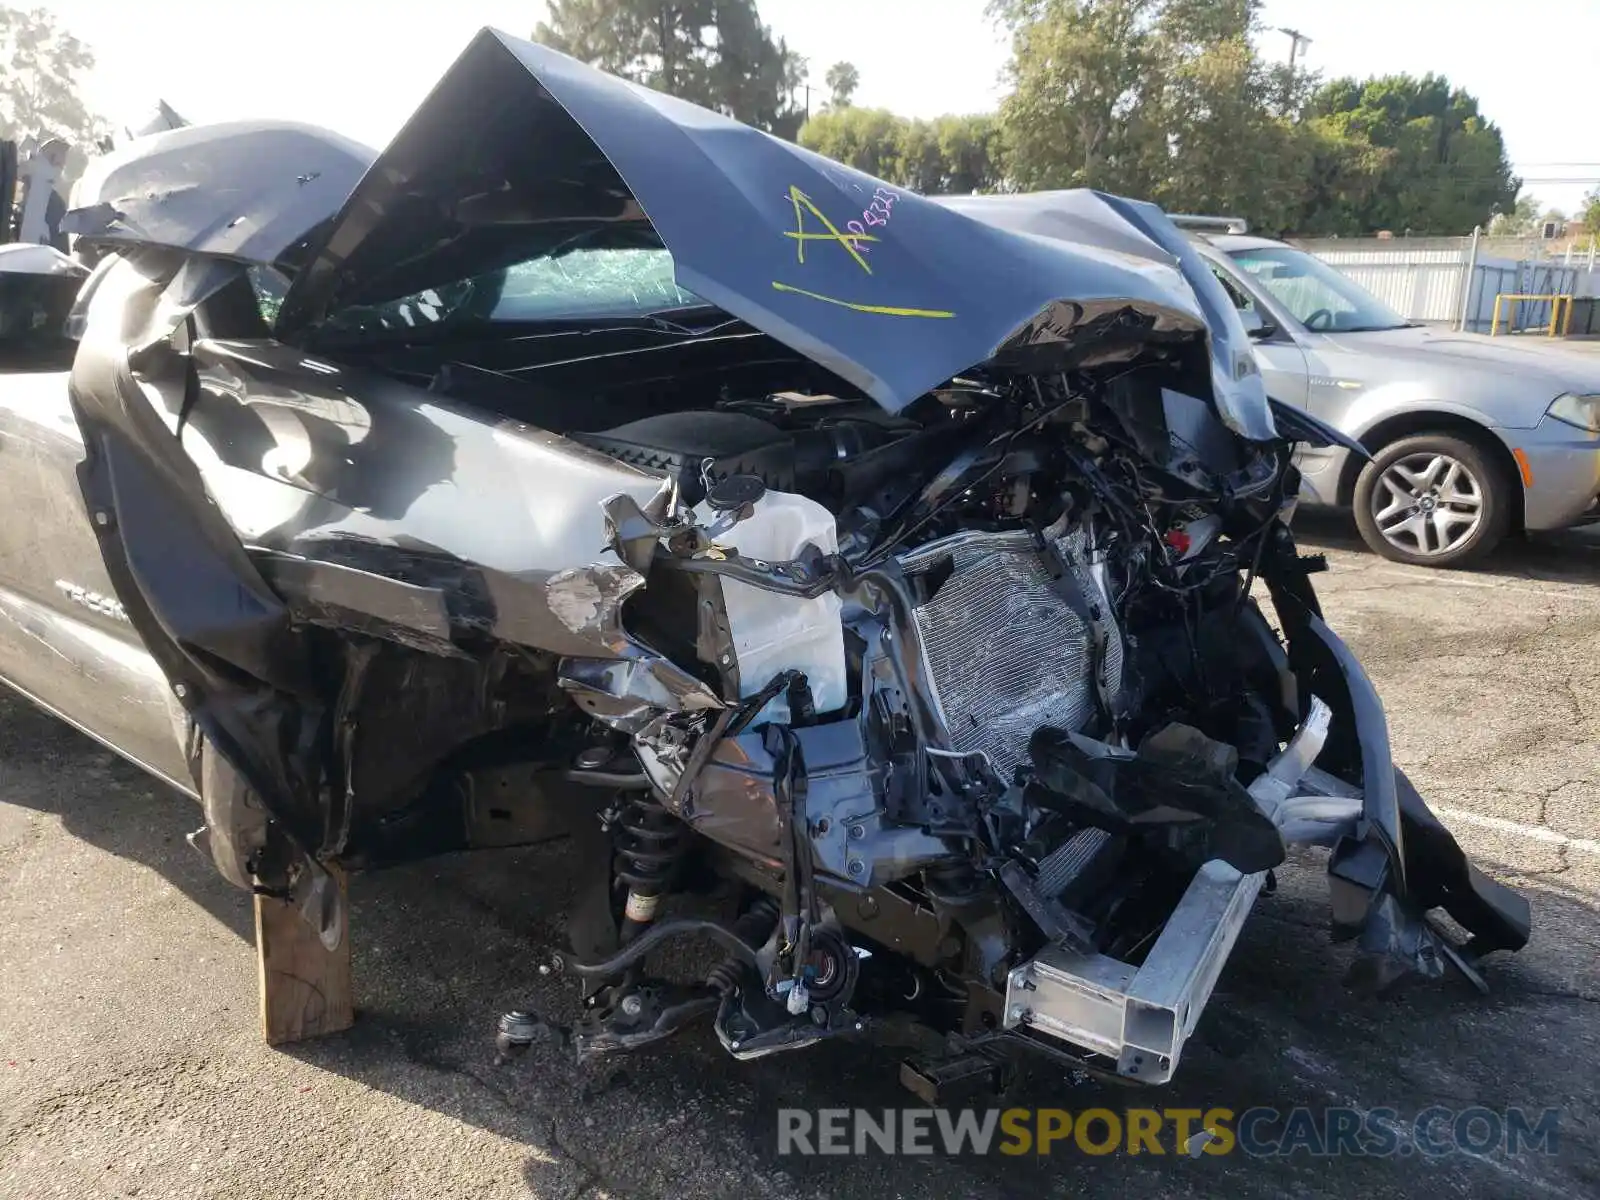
[476,359,1528,1086]
[52,30,1530,1096]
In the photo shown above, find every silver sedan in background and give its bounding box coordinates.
[1198,234,1600,567]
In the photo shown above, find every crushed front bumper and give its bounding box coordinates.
[1001,697,1354,1082]
[998,594,1532,1079]
[1004,529,1534,1081]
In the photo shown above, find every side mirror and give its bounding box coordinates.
[1238,307,1277,341]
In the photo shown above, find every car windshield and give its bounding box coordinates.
[314,243,708,335]
[1227,246,1410,333]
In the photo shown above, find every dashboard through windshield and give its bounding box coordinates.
[1228,246,1410,333]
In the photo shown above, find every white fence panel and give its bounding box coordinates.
[1290,236,1600,332]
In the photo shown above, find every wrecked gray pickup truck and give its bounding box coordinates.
[0,28,1528,1088]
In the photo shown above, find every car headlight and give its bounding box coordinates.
[1547,392,1600,432]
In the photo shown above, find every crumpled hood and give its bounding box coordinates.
[1323,324,1600,393]
[935,190,1275,440]
[275,28,1275,438]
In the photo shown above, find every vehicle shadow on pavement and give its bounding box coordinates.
[0,690,255,943]
[1294,507,1600,585]
[4,690,1596,1199]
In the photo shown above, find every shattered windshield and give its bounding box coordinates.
[317,244,706,335]
[1228,246,1410,333]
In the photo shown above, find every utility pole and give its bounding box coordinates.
[1273,26,1312,113]
[1276,27,1312,76]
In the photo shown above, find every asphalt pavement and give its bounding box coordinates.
[1,516,1597,1200]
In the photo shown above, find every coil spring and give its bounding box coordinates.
[613,795,687,893]
[706,896,780,995]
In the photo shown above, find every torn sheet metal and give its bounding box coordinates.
[68,254,326,851]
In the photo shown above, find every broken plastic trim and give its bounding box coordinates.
[1261,534,1530,977]
[1299,615,1406,891]
[1267,397,1370,459]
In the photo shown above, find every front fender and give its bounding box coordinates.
[1343,387,1506,442]
[69,254,328,863]
[67,252,713,892]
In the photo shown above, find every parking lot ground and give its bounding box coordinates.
[1,518,1597,1200]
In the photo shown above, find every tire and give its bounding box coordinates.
[1352,432,1512,568]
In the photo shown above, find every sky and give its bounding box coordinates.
[41,0,1600,217]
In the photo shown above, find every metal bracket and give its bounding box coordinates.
[1003,858,1264,1084]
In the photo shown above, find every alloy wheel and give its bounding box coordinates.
[1369,452,1484,558]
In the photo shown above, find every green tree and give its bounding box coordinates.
[991,2,1518,236]
[994,0,1314,228]
[1287,116,1392,236]
[0,6,103,146]
[1487,193,1541,236]
[1139,2,1312,232]
[824,61,859,109]
[1574,185,1600,235]
[535,0,807,136]
[798,109,1004,194]
[992,0,1159,195]
[1304,73,1518,234]
[798,107,904,180]
[932,114,1006,193]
